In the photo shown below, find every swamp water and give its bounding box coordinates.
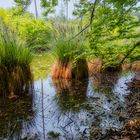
[0,71,135,140]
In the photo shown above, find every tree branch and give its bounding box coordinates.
[119,41,140,65]
[70,0,99,40]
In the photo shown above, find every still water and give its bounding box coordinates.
[0,71,135,140]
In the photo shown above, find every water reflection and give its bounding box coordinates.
[93,72,119,96]
[53,79,88,112]
[89,71,135,139]
[0,94,35,140]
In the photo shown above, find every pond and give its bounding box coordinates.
[0,71,135,140]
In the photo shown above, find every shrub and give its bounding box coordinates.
[87,5,140,71]
[0,8,52,53]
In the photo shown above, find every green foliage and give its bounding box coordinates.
[13,0,31,15]
[0,9,53,53]
[11,17,52,52]
[73,0,94,17]
[41,0,58,16]
[85,1,140,69]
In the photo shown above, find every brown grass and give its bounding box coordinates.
[52,59,88,80]
[88,59,140,74]
[52,61,72,79]
[122,61,140,72]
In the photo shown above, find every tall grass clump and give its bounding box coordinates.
[0,19,33,97]
[51,24,89,80]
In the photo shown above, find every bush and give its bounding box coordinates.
[0,8,52,53]
[87,5,140,71]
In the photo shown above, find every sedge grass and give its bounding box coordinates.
[51,23,89,79]
[0,19,33,97]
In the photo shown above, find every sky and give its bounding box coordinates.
[0,0,76,18]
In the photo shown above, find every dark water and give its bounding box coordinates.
[0,71,135,140]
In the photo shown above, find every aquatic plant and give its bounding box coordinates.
[0,19,33,97]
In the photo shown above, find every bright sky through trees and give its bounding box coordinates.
[0,0,76,18]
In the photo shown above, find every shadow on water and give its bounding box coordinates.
[0,71,136,140]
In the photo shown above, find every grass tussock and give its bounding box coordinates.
[0,19,33,97]
[51,33,89,80]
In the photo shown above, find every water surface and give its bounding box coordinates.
[0,71,135,140]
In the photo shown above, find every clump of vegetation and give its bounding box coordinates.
[0,19,33,97]
[52,38,89,79]
[51,24,89,80]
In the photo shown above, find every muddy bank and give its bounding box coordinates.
[88,59,140,75]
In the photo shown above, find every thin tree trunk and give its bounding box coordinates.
[70,0,99,40]
[41,79,45,140]
[66,0,69,33]
[34,0,38,18]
